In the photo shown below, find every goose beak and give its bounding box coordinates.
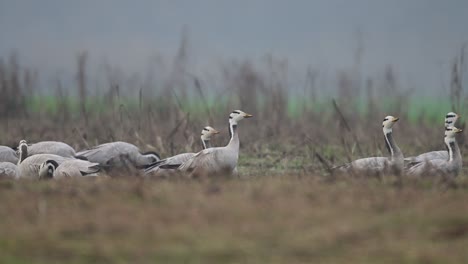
[456,128,463,133]
[457,114,461,119]
[213,129,220,134]
[244,113,253,118]
[392,117,399,122]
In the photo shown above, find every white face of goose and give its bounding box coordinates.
[445,112,460,128]
[229,110,253,125]
[201,126,220,141]
[382,116,399,134]
[39,160,57,179]
[445,126,463,139]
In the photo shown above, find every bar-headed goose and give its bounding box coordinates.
[39,159,101,179]
[76,141,160,169]
[0,146,19,164]
[161,110,253,178]
[405,112,460,163]
[332,116,403,175]
[16,140,70,179]
[27,141,77,158]
[406,126,463,177]
[145,126,220,176]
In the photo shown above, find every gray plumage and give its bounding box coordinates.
[406,127,463,177]
[405,112,459,163]
[18,154,70,179]
[39,159,101,179]
[76,141,160,168]
[0,146,18,164]
[145,126,220,176]
[174,110,253,178]
[0,162,19,179]
[332,116,404,175]
[27,141,76,158]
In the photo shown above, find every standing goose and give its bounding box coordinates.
[76,141,160,169]
[332,116,403,175]
[27,141,77,158]
[39,159,101,179]
[0,146,19,164]
[161,110,253,178]
[17,140,70,179]
[406,126,463,177]
[405,112,460,163]
[145,126,220,176]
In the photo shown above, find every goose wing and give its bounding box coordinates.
[177,147,234,177]
[404,150,448,163]
[76,142,139,164]
[145,153,195,173]
[28,141,76,158]
[405,159,454,176]
[54,160,100,178]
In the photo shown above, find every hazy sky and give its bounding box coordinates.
[1,0,468,93]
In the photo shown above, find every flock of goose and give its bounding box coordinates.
[332,112,463,177]
[0,110,252,179]
[0,109,463,180]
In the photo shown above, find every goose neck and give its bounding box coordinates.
[383,130,403,160]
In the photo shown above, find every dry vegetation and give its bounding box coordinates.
[0,46,468,263]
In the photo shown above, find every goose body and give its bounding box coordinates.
[406,127,463,177]
[39,159,101,179]
[164,110,252,178]
[145,126,219,176]
[0,162,19,179]
[18,154,70,179]
[76,141,160,169]
[332,116,403,175]
[27,141,76,158]
[0,146,18,164]
[405,112,459,163]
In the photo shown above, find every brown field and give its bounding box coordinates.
[1,177,468,264]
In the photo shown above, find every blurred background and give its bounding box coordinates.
[1,0,468,171]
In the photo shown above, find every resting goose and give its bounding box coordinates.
[161,110,253,178]
[76,141,160,169]
[39,159,101,179]
[406,126,463,177]
[405,112,460,163]
[145,126,220,176]
[16,140,70,179]
[332,116,404,175]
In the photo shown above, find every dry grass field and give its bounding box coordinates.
[1,177,468,264]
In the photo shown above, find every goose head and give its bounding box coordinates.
[229,110,253,125]
[201,126,220,141]
[445,112,460,128]
[141,151,161,164]
[382,116,399,134]
[18,140,28,154]
[39,160,59,179]
[445,126,463,138]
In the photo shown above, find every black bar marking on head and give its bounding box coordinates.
[446,114,456,118]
